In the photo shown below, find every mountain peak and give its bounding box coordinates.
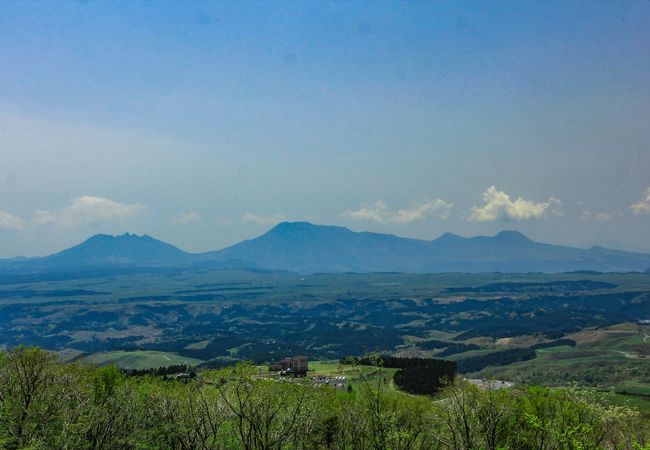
[271,221,316,231]
[493,230,531,242]
[86,232,148,241]
[436,232,464,242]
[46,232,188,267]
[265,222,316,237]
[266,221,351,237]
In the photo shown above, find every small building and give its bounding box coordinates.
[268,356,308,374]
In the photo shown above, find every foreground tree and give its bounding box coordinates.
[141,378,232,450]
[516,386,648,450]
[0,347,647,449]
[432,382,649,450]
[0,347,62,449]
[335,354,434,450]
[213,364,334,450]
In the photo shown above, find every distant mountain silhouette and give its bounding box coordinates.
[207,222,650,273]
[0,234,193,274]
[46,233,191,267]
[2,222,650,275]
[205,222,431,273]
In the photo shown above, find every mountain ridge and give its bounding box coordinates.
[209,222,650,273]
[2,222,650,274]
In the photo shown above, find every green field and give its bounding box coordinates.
[309,360,400,389]
[81,350,204,370]
[472,323,650,416]
[616,381,650,397]
[474,324,649,380]
[258,360,404,394]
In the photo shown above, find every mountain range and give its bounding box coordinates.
[2,222,650,275]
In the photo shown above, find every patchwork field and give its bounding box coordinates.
[1,268,649,410]
[472,323,650,415]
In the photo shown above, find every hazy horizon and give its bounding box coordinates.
[4,221,650,260]
[2,1,649,257]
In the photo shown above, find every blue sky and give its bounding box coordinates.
[1,1,649,256]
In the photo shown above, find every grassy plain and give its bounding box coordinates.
[81,350,204,370]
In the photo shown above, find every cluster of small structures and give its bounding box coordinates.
[467,378,514,390]
[267,357,350,389]
[312,375,347,389]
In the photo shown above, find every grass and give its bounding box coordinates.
[615,381,650,397]
[445,349,499,361]
[470,326,650,421]
[310,361,398,383]
[473,324,650,402]
[257,360,405,394]
[81,350,204,370]
[535,345,575,354]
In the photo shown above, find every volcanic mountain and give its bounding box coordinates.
[206,222,650,273]
[3,222,650,274]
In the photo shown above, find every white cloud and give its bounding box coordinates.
[32,210,57,225]
[343,200,387,223]
[630,187,650,215]
[173,211,201,225]
[342,199,453,223]
[242,212,286,226]
[394,199,453,222]
[0,210,26,230]
[469,186,557,222]
[33,196,145,227]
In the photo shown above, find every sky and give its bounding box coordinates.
[1,1,649,257]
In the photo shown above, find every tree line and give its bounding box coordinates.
[456,339,578,373]
[0,347,648,449]
[342,355,457,395]
[123,364,196,377]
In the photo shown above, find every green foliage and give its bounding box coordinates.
[456,347,537,373]
[92,365,123,403]
[0,347,648,449]
[333,355,434,450]
[432,383,649,450]
[347,355,457,395]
